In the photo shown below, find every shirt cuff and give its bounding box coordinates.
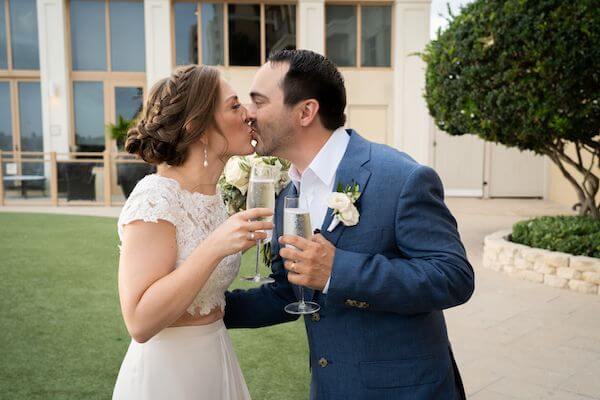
[322,277,331,294]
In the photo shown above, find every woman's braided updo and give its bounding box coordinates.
[125,65,221,166]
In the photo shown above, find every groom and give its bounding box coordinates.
[225,49,474,399]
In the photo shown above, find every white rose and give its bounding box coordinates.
[338,203,359,226]
[327,192,352,213]
[224,158,249,194]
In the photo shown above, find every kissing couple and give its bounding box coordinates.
[112,49,474,400]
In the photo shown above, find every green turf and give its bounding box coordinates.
[0,213,309,399]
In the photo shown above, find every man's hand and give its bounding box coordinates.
[279,234,336,291]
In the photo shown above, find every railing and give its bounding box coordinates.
[0,150,151,207]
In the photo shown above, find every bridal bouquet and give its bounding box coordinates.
[219,154,291,215]
[219,155,291,266]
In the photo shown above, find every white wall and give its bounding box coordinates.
[144,0,173,90]
[393,0,432,166]
[37,0,70,155]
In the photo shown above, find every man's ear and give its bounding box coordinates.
[298,99,320,127]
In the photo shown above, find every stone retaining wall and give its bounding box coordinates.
[483,230,600,295]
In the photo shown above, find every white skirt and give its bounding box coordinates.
[113,319,251,400]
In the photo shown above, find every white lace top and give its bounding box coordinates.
[117,174,241,316]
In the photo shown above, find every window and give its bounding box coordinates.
[265,5,296,57]
[0,0,7,69]
[73,82,105,147]
[70,0,145,72]
[361,5,391,67]
[326,4,392,68]
[18,82,43,152]
[9,0,39,70]
[174,1,297,67]
[201,3,224,65]
[70,0,107,71]
[174,1,198,66]
[228,4,260,66]
[0,81,11,150]
[115,87,143,121]
[110,0,146,71]
[326,5,356,67]
[68,0,146,151]
[0,0,42,156]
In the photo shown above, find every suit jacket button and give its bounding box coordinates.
[311,312,321,322]
[318,358,328,368]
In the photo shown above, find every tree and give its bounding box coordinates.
[421,0,600,218]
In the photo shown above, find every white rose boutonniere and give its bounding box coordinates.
[326,181,361,231]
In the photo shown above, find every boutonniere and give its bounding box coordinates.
[326,181,361,232]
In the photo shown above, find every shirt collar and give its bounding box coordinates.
[289,127,350,189]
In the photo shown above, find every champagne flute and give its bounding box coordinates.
[283,196,321,315]
[241,163,276,284]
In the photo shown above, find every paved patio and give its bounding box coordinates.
[447,199,600,400]
[1,198,599,399]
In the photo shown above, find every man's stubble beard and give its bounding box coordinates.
[255,119,295,158]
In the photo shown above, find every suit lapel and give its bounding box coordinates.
[312,130,372,301]
[320,130,372,247]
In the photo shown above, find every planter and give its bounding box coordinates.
[483,230,600,295]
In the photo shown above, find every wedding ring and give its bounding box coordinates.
[249,232,255,241]
[290,261,296,272]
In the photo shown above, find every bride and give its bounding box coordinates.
[112,65,271,399]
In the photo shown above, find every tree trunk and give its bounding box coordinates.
[546,142,599,219]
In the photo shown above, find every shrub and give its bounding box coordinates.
[421,0,600,217]
[511,216,600,258]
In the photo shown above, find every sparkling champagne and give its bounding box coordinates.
[283,208,312,248]
[247,178,275,240]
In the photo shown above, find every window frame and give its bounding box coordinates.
[171,0,299,69]
[325,1,394,70]
[66,0,147,152]
[0,0,41,157]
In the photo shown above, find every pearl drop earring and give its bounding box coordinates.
[204,146,209,168]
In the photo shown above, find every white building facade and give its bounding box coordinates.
[1,0,554,203]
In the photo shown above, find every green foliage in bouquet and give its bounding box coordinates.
[219,155,291,266]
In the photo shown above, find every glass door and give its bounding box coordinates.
[109,81,144,151]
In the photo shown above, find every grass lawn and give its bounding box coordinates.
[0,213,309,399]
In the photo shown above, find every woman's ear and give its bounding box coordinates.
[299,99,320,127]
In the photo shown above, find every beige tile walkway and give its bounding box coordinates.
[2,198,599,399]
[446,199,600,400]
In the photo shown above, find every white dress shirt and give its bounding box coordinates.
[288,127,350,294]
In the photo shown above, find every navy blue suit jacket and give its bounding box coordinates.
[225,130,474,399]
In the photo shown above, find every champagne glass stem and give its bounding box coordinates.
[299,286,306,307]
[255,239,261,279]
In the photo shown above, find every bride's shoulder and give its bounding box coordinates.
[118,174,181,228]
[130,173,174,194]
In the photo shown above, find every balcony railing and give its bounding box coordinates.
[0,151,153,207]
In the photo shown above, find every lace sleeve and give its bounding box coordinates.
[117,183,179,242]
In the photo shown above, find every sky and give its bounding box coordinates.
[430,0,474,38]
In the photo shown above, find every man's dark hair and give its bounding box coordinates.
[268,49,346,130]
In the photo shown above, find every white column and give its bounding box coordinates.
[298,0,325,53]
[37,0,70,154]
[392,0,432,166]
[144,0,173,89]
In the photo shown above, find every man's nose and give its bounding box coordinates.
[245,102,257,119]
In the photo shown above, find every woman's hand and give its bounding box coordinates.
[205,208,274,257]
